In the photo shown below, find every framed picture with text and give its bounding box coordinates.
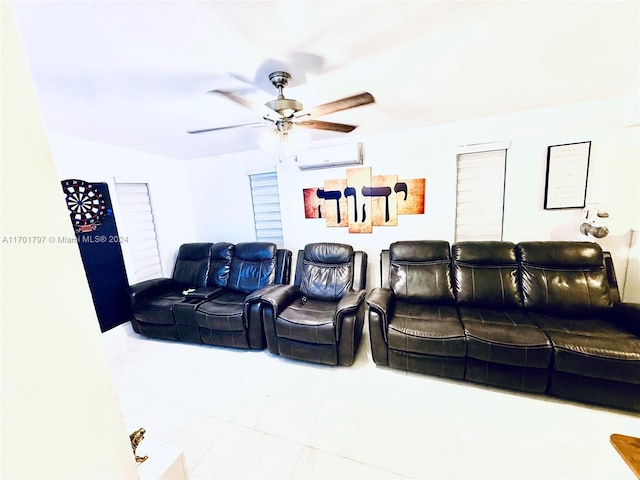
[544,141,591,209]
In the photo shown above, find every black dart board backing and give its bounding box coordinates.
[61,179,131,332]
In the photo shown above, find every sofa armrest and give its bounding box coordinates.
[611,302,640,336]
[334,290,367,342]
[242,284,288,330]
[129,278,177,306]
[259,284,301,354]
[336,290,367,317]
[259,284,300,313]
[366,287,394,348]
[366,287,394,320]
[244,284,282,304]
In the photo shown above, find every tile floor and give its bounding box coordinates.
[103,322,639,479]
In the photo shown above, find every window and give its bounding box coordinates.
[248,170,284,247]
[455,144,508,242]
[114,182,163,282]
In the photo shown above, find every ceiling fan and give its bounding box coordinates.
[187,71,375,137]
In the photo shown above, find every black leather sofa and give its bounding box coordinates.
[258,242,368,366]
[130,242,291,349]
[366,240,640,412]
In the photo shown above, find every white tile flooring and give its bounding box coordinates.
[103,322,639,479]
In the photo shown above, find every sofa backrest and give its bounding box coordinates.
[227,242,279,293]
[387,240,454,304]
[452,241,522,309]
[172,243,213,288]
[296,243,365,301]
[207,242,234,288]
[517,241,613,316]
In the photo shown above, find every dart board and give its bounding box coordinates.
[62,179,108,233]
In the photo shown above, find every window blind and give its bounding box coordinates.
[249,171,284,247]
[114,182,163,282]
[455,149,507,242]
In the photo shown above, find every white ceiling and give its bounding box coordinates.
[9,1,640,160]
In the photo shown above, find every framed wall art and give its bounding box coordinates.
[544,141,591,209]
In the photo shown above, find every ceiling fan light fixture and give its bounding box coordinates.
[257,121,310,160]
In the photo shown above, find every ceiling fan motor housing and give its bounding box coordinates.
[266,71,303,117]
[266,98,303,117]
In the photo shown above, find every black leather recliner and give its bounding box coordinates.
[194,242,291,349]
[367,240,466,378]
[453,241,552,393]
[518,241,640,411]
[130,242,214,341]
[259,243,368,366]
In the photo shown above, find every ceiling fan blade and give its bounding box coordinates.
[296,119,357,133]
[187,122,269,134]
[208,89,256,110]
[302,92,375,118]
[208,89,282,119]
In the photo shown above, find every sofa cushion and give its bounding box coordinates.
[463,320,552,368]
[299,243,354,301]
[452,241,522,309]
[517,241,612,316]
[548,332,640,384]
[458,306,535,327]
[529,312,632,337]
[389,241,454,304]
[227,242,277,293]
[195,290,247,331]
[387,301,465,357]
[276,298,338,345]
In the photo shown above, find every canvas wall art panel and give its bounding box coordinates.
[346,167,372,233]
[322,178,348,227]
[303,187,324,219]
[369,174,398,226]
[396,178,425,215]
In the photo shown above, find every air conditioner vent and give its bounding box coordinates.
[297,142,364,171]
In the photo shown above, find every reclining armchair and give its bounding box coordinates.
[130,242,214,341]
[366,240,467,378]
[260,243,368,366]
[193,242,291,349]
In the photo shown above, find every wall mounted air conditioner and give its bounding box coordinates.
[297,142,364,171]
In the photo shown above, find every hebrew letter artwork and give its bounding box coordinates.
[344,187,358,222]
[346,167,372,233]
[303,167,425,233]
[395,182,408,201]
[321,179,348,227]
[371,174,398,225]
[396,178,425,215]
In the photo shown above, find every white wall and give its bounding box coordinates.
[48,134,198,280]
[44,88,638,300]
[1,5,138,478]
[186,93,640,298]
